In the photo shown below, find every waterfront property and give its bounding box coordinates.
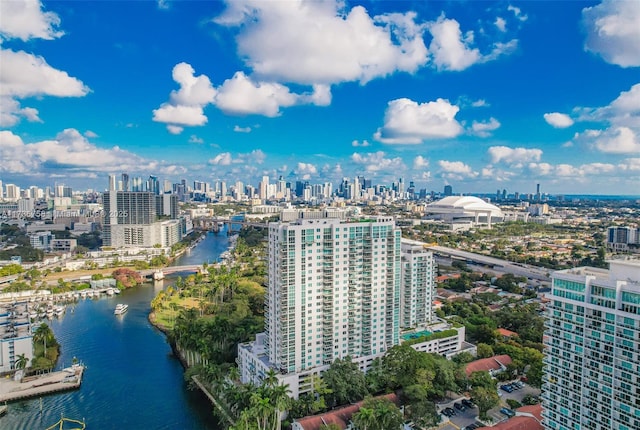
[0,302,34,373]
[542,258,640,430]
[238,210,470,399]
[0,364,84,402]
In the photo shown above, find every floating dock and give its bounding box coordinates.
[0,365,84,403]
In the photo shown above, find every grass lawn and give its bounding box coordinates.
[153,296,201,330]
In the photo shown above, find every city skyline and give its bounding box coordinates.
[1,0,639,194]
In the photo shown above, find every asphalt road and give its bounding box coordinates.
[429,245,552,281]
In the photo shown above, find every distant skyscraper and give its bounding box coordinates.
[542,259,640,430]
[607,226,639,252]
[536,183,541,201]
[148,176,160,195]
[109,175,117,191]
[259,175,269,200]
[444,185,453,196]
[5,184,20,201]
[121,173,130,192]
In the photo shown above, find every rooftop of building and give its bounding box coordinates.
[293,393,399,430]
[427,196,503,216]
[465,354,513,377]
[477,405,543,430]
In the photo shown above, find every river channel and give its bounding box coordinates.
[2,230,230,430]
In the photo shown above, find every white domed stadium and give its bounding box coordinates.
[426,196,503,227]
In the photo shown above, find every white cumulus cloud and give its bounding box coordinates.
[0,2,89,127]
[570,83,640,154]
[0,0,63,41]
[352,140,371,147]
[374,98,463,144]
[209,152,233,166]
[438,160,478,179]
[583,0,640,67]
[544,112,574,128]
[215,1,428,85]
[216,71,310,117]
[488,146,543,165]
[0,129,179,176]
[296,162,318,175]
[233,125,252,133]
[413,156,430,169]
[471,117,501,137]
[495,17,507,32]
[0,49,89,127]
[427,14,517,71]
[152,63,216,133]
[351,151,405,173]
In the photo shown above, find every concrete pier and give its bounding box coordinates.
[0,365,84,402]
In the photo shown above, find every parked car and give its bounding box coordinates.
[510,382,521,390]
[462,398,475,408]
[500,384,514,393]
[513,381,524,389]
[445,407,456,416]
[454,402,466,411]
[500,407,516,417]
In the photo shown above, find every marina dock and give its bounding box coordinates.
[0,365,84,403]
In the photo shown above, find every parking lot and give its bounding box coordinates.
[437,398,483,430]
[437,381,541,429]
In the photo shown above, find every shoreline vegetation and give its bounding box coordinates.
[148,226,546,430]
[1,231,205,296]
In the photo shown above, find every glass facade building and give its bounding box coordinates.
[543,259,640,430]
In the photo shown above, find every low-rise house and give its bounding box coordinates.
[465,354,512,377]
[291,393,400,430]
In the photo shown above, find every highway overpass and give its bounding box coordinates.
[427,245,552,282]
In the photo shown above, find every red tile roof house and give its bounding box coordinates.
[465,354,513,377]
[477,404,543,430]
[497,328,519,340]
[291,393,400,430]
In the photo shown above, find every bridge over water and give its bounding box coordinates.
[139,265,206,279]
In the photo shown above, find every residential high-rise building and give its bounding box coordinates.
[103,190,155,247]
[238,211,402,397]
[607,226,639,252]
[400,240,436,328]
[5,184,20,202]
[259,175,269,200]
[542,259,640,430]
[444,184,453,196]
[122,173,130,192]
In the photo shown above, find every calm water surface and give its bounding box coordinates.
[2,230,230,430]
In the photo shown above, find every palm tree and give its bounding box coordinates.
[15,353,28,370]
[352,406,376,430]
[34,323,52,356]
[269,383,291,430]
[263,369,279,389]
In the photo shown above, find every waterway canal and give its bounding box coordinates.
[2,230,230,429]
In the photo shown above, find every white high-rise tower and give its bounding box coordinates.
[238,210,402,398]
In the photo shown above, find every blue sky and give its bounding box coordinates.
[1,0,639,195]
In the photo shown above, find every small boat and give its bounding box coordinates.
[55,306,65,317]
[113,288,121,294]
[106,288,115,296]
[114,304,128,315]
